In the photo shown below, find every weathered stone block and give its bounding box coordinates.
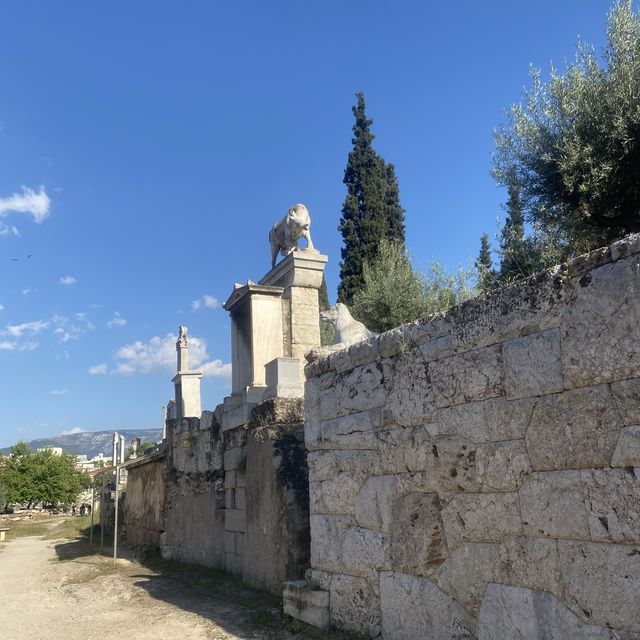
[309,472,363,515]
[611,427,640,467]
[341,527,391,581]
[503,328,564,399]
[441,492,522,550]
[309,514,354,573]
[477,584,611,640]
[525,385,623,470]
[223,446,244,470]
[391,493,448,576]
[562,255,640,388]
[419,334,454,362]
[335,359,393,415]
[306,409,383,451]
[424,436,531,502]
[330,573,380,638]
[581,468,640,543]
[305,567,332,591]
[283,580,330,629]
[434,542,502,617]
[437,396,535,443]
[499,536,564,600]
[558,540,640,632]
[610,232,640,261]
[386,349,436,426]
[375,426,430,474]
[519,471,590,539]
[396,472,425,496]
[355,475,397,532]
[429,345,504,408]
[307,449,383,481]
[379,571,475,640]
[448,266,570,352]
[612,378,640,425]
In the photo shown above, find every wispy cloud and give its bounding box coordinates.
[0,304,4,312]
[0,223,19,237]
[106,312,126,328]
[51,313,95,343]
[58,275,77,286]
[191,294,219,311]
[111,332,230,378]
[5,320,50,338]
[88,363,107,375]
[0,186,51,232]
[22,288,33,296]
[0,340,38,351]
[50,388,69,395]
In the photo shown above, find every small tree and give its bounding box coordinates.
[350,240,476,333]
[493,0,640,253]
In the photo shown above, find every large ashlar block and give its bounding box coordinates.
[428,344,504,408]
[562,255,640,389]
[477,584,612,640]
[379,571,475,640]
[499,536,565,601]
[306,409,383,451]
[309,472,363,515]
[424,436,531,502]
[611,378,640,425]
[434,542,502,617]
[437,396,535,443]
[580,468,640,543]
[386,348,437,427]
[330,573,381,638]
[307,449,383,482]
[391,493,448,577]
[341,527,391,581]
[335,359,393,416]
[283,580,330,629]
[441,492,522,550]
[525,384,623,470]
[558,539,640,632]
[355,476,397,532]
[448,266,571,353]
[519,471,590,539]
[503,328,564,399]
[309,514,354,574]
[263,357,304,400]
[611,427,640,467]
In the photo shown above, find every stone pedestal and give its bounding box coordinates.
[221,249,327,430]
[172,370,202,419]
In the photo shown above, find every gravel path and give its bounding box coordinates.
[0,534,302,640]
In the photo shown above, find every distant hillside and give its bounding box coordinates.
[1,429,164,458]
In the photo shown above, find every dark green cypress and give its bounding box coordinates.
[476,233,495,293]
[499,181,530,282]
[338,93,405,304]
[318,275,330,311]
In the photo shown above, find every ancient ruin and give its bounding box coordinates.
[122,215,640,639]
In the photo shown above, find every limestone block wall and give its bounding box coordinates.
[304,234,640,639]
[123,453,166,548]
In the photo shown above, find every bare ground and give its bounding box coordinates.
[0,524,346,640]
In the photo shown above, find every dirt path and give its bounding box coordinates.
[0,534,314,640]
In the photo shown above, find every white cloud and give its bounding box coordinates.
[0,304,4,312]
[5,320,49,338]
[50,388,69,395]
[106,312,126,328]
[88,363,107,375]
[191,294,219,311]
[22,288,32,295]
[0,186,51,225]
[0,223,19,237]
[112,332,230,379]
[58,275,77,286]
[61,427,84,435]
[51,313,94,343]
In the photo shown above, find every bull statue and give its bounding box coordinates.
[269,203,315,268]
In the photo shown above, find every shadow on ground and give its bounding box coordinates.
[52,525,358,640]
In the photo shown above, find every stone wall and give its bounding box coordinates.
[156,403,309,594]
[303,234,640,639]
[123,452,166,548]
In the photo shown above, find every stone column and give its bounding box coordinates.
[171,326,202,419]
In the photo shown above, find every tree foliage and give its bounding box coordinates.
[476,233,495,294]
[493,0,640,253]
[0,443,89,509]
[350,240,476,333]
[338,93,405,304]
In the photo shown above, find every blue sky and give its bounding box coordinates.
[0,1,613,447]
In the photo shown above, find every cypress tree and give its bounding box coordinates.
[337,93,405,304]
[499,181,530,282]
[318,275,330,311]
[476,233,495,293]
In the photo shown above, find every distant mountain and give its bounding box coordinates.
[1,429,164,458]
